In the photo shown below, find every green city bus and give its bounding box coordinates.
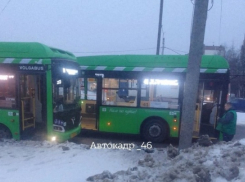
[0,42,81,142]
[77,55,229,142]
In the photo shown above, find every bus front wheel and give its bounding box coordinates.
[142,119,168,143]
[0,126,12,139]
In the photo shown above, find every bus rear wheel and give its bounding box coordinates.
[0,126,12,139]
[142,119,168,143]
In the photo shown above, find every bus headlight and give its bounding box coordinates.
[51,136,57,142]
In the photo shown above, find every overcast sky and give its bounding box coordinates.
[0,0,245,56]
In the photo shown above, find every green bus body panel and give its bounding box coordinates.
[77,55,229,73]
[51,126,81,142]
[46,66,53,136]
[0,42,76,61]
[0,109,20,140]
[99,106,180,137]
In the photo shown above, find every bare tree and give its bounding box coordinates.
[224,45,244,98]
[240,37,245,97]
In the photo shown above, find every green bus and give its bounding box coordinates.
[0,42,81,142]
[77,55,229,142]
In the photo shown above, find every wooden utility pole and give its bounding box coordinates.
[156,0,164,55]
[179,0,209,150]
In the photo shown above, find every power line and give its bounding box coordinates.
[73,46,187,55]
[163,46,187,55]
[208,0,214,11]
[0,0,11,17]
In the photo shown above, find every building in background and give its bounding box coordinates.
[204,45,225,56]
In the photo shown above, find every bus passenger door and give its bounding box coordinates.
[19,74,46,136]
[81,77,100,130]
[193,83,204,138]
[198,81,222,138]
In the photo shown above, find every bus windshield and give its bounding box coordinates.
[53,77,80,112]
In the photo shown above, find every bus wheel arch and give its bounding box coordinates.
[140,117,169,143]
[0,124,12,139]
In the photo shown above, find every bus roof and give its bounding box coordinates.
[0,42,75,60]
[77,55,229,73]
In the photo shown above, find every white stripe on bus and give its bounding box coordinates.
[200,69,207,73]
[216,69,227,73]
[133,67,145,71]
[80,66,89,70]
[36,59,43,64]
[152,68,165,72]
[113,67,125,71]
[95,66,107,70]
[172,68,185,72]
[3,58,14,63]
[20,59,31,64]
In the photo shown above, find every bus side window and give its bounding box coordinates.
[102,78,137,107]
[140,79,179,109]
[0,74,16,108]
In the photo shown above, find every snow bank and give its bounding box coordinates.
[87,140,245,182]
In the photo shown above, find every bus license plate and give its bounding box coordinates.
[70,132,77,138]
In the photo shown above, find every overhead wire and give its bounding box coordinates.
[73,46,187,55]
[208,0,214,11]
[0,0,11,17]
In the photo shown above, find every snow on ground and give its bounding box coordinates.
[0,140,145,182]
[1,139,245,182]
[0,112,244,182]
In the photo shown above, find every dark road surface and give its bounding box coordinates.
[233,124,245,141]
[69,124,245,148]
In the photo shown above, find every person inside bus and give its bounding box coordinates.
[54,97,64,112]
[216,102,237,142]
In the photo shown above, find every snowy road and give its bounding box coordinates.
[71,112,245,147]
[234,125,245,140]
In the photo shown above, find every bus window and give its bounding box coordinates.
[102,78,137,107]
[87,78,97,100]
[140,79,179,109]
[0,75,16,108]
[80,78,85,99]
[53,78,80,111]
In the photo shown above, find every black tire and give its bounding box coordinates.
[0,127,12,139]
[142,118,168,143]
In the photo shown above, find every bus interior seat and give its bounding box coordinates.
[124,96,136,103]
